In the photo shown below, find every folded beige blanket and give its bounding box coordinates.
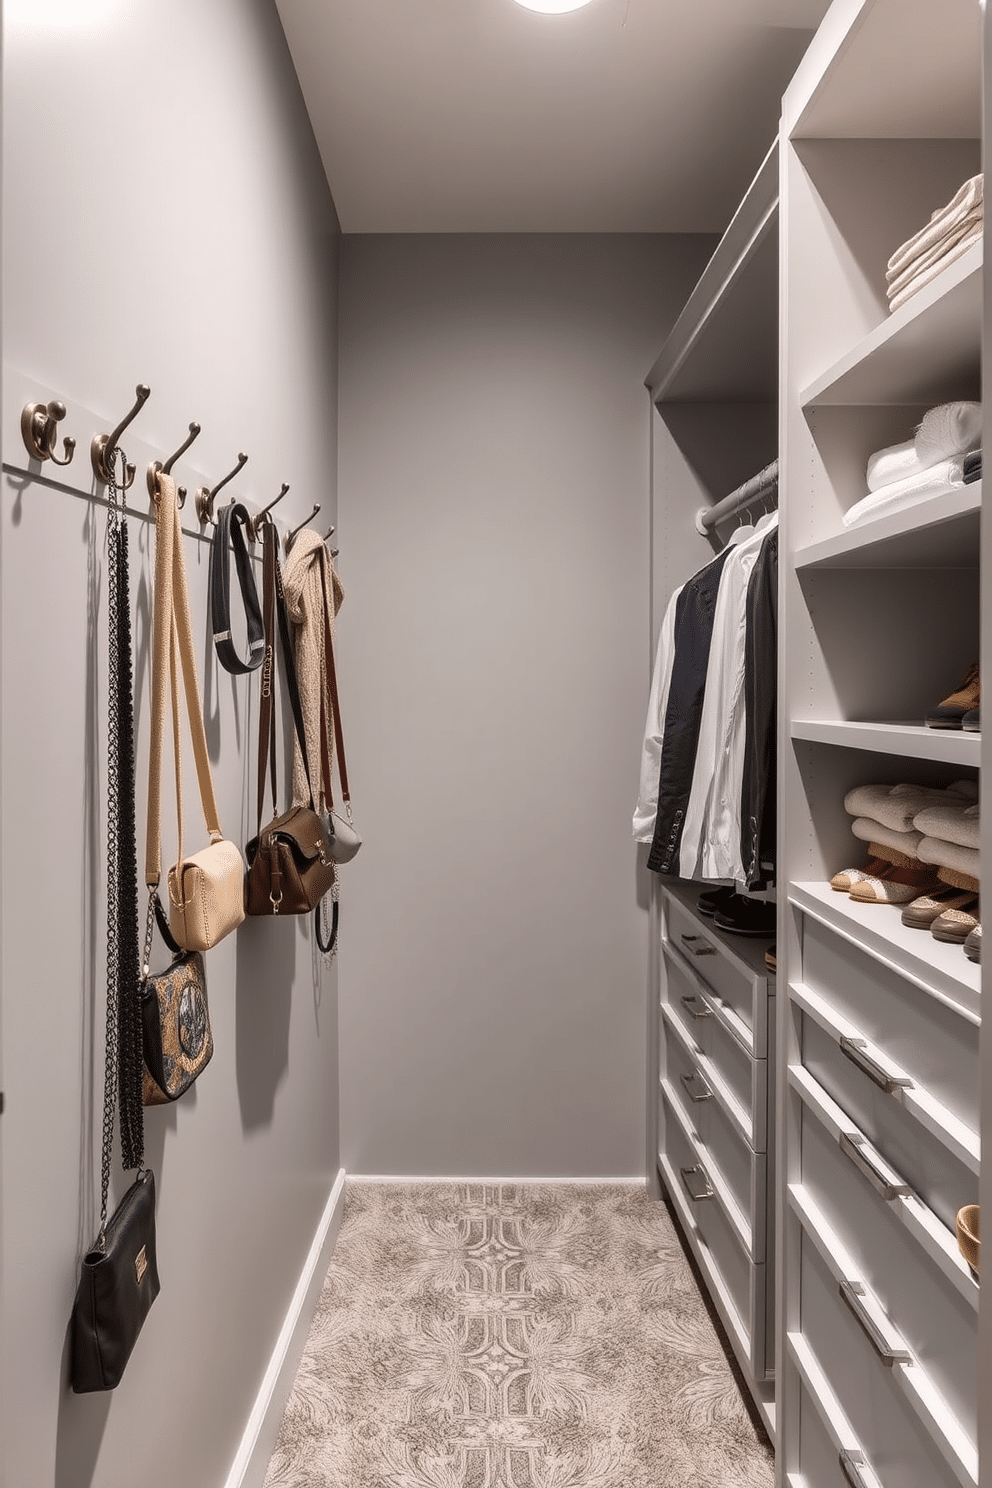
[912,802,980,851]
[917,835,981,883]
[887,174,983,279]
[851,816,922,858]
[887,207,983,298]
[844,780,977,831]
[889,226,983,313]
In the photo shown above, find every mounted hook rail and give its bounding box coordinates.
[21,399,77,468]
[147,421,201,507]
[195,452,248,526]
[247,482,290,541]
[285,503,321,551]
[91,384,150,489]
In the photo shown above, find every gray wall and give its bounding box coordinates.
[1,3,341,1485]
[336,233,715,1177]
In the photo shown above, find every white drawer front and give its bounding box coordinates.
[796,1082,976,1438]
[659,1087,770,1380]
[800,915,978,1138]
[663,943,765,1124]
[791,1188,977,1488]
[799,1001,978,1231]
[789,1332,886,1488]
[662,1019,766,1258]
[664,894,768,1053]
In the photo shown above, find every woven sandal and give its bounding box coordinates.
[931,900,980,943]
[901,887,978,929]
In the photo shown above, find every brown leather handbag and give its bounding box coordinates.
[245,522,336,918]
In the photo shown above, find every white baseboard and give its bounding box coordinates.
[346,1174,647,1186]
[223,1167,347,1488]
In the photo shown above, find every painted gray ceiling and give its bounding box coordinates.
[274,0,833,234]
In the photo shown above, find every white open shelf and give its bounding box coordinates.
[795,484,981,571]
[789,880,980,1026]
[791,720,981,767]
[800,246,981,409]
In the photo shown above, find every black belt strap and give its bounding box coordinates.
[209,501,265,675]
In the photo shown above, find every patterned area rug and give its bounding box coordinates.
[263,1182,774,1488]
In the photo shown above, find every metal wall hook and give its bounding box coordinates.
[147,421,201,507]
[323,524,336,541]
[248,481,290,541]
[91,383,151,488]
[284,503,321,551]
[195,451,248,525]
[21,400,77,467]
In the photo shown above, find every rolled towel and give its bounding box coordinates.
[915,401,983,465]
[918,835,981,884]
[851,817,923,858]
[889,225,983,312]
[844,781,976,832]
[912,802,980,851]
[843,458,964,528]
[886,206,983,297]
[887,175,984,279]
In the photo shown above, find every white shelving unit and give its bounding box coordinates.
[644,143,780,1435]
[777,4,983,1487]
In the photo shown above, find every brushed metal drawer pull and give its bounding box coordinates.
[680,994,712,1020]
[839,1279,912,1367]
[839,1448,880,1488]
[679,1070,713,1103]
[840,1035,914,1094]
[679,1164,715,1201]
[839,1131,914,1201]
[681,933,716,956]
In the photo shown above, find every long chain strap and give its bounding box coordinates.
[100,450,144,1241]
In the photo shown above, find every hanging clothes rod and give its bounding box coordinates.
[694,459,778,536]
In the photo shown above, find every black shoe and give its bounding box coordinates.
[713,897,776,937]
[697,885,738,917]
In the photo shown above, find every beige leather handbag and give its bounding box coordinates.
[146,473,245,953]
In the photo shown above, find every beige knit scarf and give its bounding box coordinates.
[281,528,344,810]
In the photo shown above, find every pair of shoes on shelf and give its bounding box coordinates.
[830,857,941,905]
[697,886,776,938]
[901,885,977,928]
[926,662,980,730]
[964,924,982,962]
[956,1205,980,1278]
[763,945,777,973]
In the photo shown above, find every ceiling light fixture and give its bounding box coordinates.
[514,0,597,13]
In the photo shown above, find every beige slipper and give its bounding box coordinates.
[849,863,941,904]
[931,900,980,942]
[901,887,977,929]
[830,855,891,891]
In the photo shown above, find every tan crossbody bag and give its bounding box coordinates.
[146,472,245,952]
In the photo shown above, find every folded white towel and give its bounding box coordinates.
[912,802,981,851]
[888,225,983,313]
[887,206,983,296]
[887,174,984,278]
[844,781,975,831]
[917,835,981,884]
[843,458,964,528]
[850,817,923,858]
[866,439,922,493]
[865,403,981,494]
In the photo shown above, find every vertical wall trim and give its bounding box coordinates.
[223,1168,347,1488]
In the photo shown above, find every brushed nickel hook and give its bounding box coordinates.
[323,524,336,541]
[195,451,248,526]
[147,421,201,508]
[91,384,150,488]
[20,400,76,467]
[284,503,321,552]
[247,481,290,541]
